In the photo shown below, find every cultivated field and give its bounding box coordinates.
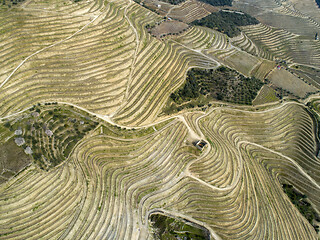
[238,24,320,67]
[0,0,218,126]
[1,101,319,239]
[0,0,320,239]
[234,0,320,37]
[233,0,320,70]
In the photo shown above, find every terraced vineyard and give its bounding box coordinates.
[166,0,215,23]
[238,23,320,66]
[252,85,279,105]
[0,0,320,239]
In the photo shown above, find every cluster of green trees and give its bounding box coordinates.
[191,11,259,37]
[199,0,232,6]
[282,184,320,233]
[170,73,200,103]
[1,0,25,6]
[150,214,210,240]
[170,66,263,106]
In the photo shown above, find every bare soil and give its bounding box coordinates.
[0,139,31,183]
[151,20,189,38]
